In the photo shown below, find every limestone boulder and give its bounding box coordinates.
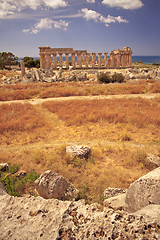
[0,181,8,196]
[66,145,91,159]
[35,170,79,200]
[146,154,160,167]
[104,193,126,210]
[0,163,9,172]
[125,167,160,212]
[104,187,126,199]
[134,204,160,223]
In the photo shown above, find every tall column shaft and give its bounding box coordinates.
[59,53,63,67]
[92,53,96,68]
[82,54,86,66]
[104,53,108,68]
[53,54,57,69]
[86,53,90,68]
[98,53,102,68]
[20,60,25,76]
[71,53,75,68]
[40,53,46,69]
[46,54,51,68]
[66,53,69,68]
[78,54,82,68]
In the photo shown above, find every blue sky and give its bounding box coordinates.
[0,0,160,57]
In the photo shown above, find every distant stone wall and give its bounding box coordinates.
[39,46,132,69]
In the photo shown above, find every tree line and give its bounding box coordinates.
[0,52,40,69]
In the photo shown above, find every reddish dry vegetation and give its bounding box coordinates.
[0,80,160,101]
[0,103,45,134]
[0,97,160,201]
[43,97,160,127]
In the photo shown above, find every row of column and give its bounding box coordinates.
[40,52,109,69]
[40,52,132,69]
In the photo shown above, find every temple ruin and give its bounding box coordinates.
[39,46,132,69]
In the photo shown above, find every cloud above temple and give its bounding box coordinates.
[87,0,96,3]
[102,0,143,10]
[81,8,128,27]
[0,0,68,18]
[22,18,69,34]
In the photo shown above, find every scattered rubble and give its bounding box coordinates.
[1,66,160,85]
[1,167,160,239]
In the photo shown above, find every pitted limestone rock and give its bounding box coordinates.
[35,170,79,200]
[104,187,126,199]
[0,163,9,172]
[66,145,91,159]
[125,167,160,212]
[0,181,8,196]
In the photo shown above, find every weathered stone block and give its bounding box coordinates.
[35,170,79,200]
[125,167,160,212]
[66,145,91,159]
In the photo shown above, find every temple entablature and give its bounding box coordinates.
[39,46,132,69]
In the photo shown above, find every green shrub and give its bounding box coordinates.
[98,72,125,84]
[0,163,39,197]
[98,73,111,84]
[76,184,89,201]
[112,73,125,83]
[9,164,19,174]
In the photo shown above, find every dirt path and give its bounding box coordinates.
[0,93,160,105]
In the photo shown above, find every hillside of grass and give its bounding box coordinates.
[1,93,160,203]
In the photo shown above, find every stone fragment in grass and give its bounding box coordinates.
[66,145,91,159]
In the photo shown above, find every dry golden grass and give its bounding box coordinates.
[1,80,160,101]
[1,83,160,202]
[42,98,160,128]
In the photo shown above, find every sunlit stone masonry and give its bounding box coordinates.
[39,46,132,69]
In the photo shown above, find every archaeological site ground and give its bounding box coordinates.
[0,47,160,202]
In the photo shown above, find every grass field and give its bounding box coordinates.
[1,80,160,101]
[1,84,160,202]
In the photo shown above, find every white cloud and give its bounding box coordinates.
[43,0,67,9]
[87,0,95,3]
[81,8,128,27]
[22,17,69,34]
[102,0,143,10]
[0,0,68,19]
[53,19,69,30]
[81,8,100,21]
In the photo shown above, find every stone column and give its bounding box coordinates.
[46,54,51,68]
[71,53,75,68]
[98,53,102,68]
[129,54,132,67]
[92,53,96,68]
[110,53,114,67]
[86,53,90,68]
[66,53,69,69]
[78,53,82,68]
[59,53,63,67]
[104,53,108,68]
[82,53,86,66]
[40,53,46,69]
[117,53,121,68]
[107,59,111,68]
[20,60,25,76]
[52,54,57,69]
[121,54,126,67]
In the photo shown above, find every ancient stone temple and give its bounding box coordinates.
[39,46,132,69]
